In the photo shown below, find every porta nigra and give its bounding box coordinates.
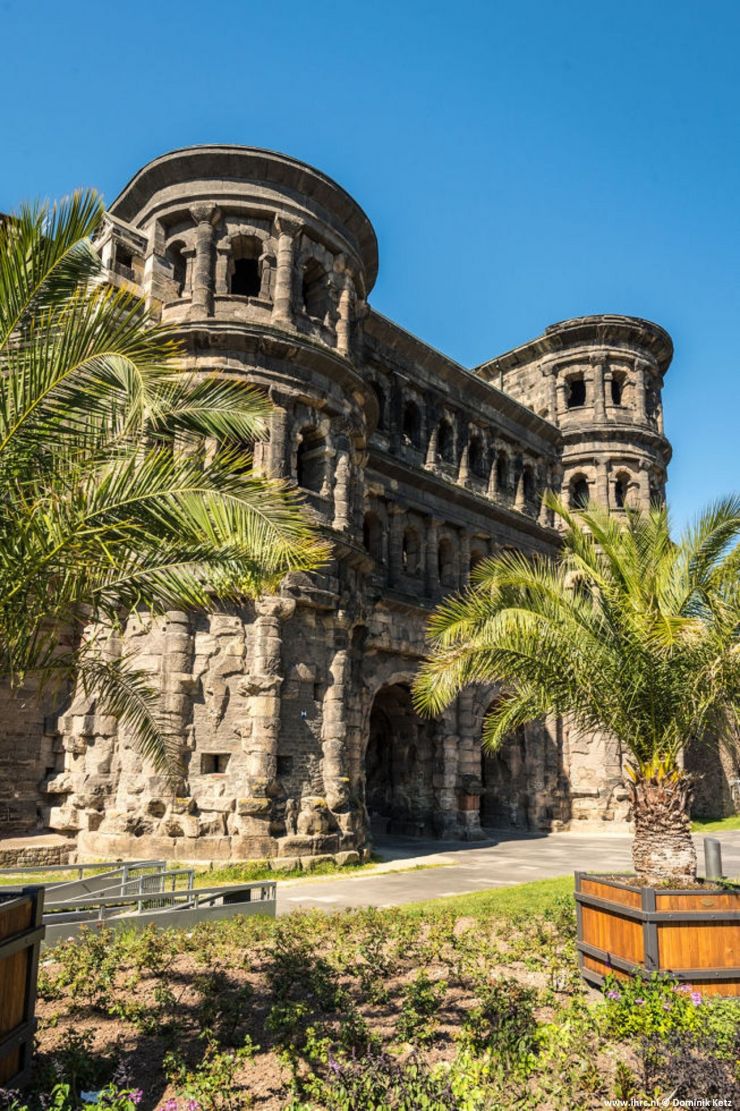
[3,146,731,864]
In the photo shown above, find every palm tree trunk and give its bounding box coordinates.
[628,772,697,885]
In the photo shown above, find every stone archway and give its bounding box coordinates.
[365,683,435,837]
[480,728,530,830]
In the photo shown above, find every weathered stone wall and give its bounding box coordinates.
[4,144,724,863]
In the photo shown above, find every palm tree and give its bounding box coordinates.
[413,497,740,885]
[0,191,328,771]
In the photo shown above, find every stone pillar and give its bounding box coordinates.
[161,611,194,787]
[321,635,351,813]
[266,391,291,479]
[388,506,405,587]
[332,440,352,532]
[637,463,651,510]
[537,465,551,527]
[593,359,607,421]
[458,529,471,590]
[240,597,296,807]
[456,689,483,839]
[546,367,558,423]
[634,360,647,422]
[458,440,470,485]
[556,378,569,416]
[425,517,441,596]
[336,273,354,357]
[433,703,460,838]
[595,458,609,508]
[424,424,439,469]
[271,216,301,327]
[487,448,500,498]
[513,464,526,512]
[189,204,220,317]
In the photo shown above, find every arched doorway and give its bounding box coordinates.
[480,727,530,830]
[365,683,435,837]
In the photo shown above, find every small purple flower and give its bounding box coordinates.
[634,997,645,1005]
[162,1101,178,1111]
[328,1056,341,1075]
[676,983,692,994]
[606,989,621,1001]
[130,1091,144,1106]
[187,1101,201,1111]
[690,991,702,1005]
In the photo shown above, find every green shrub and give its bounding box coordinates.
[396,971,448,1044]
[460,977,539,1063]
[601,973,703,1038]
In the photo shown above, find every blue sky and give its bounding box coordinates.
[2,0,738,528]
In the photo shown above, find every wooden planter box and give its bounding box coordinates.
[574,871,740,997]
[0,887,45,1087]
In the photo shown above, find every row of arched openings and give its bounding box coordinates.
[164,233,333,320]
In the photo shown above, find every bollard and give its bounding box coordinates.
[704,837,723,880]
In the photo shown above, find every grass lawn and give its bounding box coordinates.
[691,814,740,832]
[398,874,574,918]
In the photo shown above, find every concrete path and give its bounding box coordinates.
[277,829,740,914]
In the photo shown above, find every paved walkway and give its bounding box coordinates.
[277,830,740,914]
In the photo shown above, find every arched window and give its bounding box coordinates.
[230,236,262,297]
[296,428,327,493]
[569,475,590,509]
[611,373,625,406]
[437,419,455,464]
[468,434,486,478]
[614,473,630,509]
[370,382,386,431]
[165,241,187,297]
[496,452,510,494]
[523,466,536,504]
[402,528,421,575]
[302,258,330,320]
[566,375,586,409]
[363,512,384,562]
[402,400,422,448]
[437,537,456,587]
[469,548,486,576]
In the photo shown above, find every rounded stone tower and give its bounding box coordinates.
[477,314,673,513]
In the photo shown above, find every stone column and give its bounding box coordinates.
[456,689,483,839]
[189,204,220,317]
[487,447,500,498]
[332,439,352,532]
[637,463,651,510]
[595,458,610,508]
[433,703,461,838]
[240,597,296,803]
[546,367,558,423]
[424,424,439,469]
[271,216,301,327]
[593,359,607,421]
[266,390,291,479]
[425,517,441,596]
[336,273,354,357]
[513,465,526,512]
[458,441,470,485]
[388,506,405,587]
[321,633,351,813]
[458,529,470,590]
[634,360,647,422]
[161,611,194,788]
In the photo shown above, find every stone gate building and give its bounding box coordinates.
[3,146,697,863]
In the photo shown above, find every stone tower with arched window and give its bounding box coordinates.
[476,316,673,515]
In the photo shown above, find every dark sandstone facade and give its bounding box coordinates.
[3,146,704,862]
